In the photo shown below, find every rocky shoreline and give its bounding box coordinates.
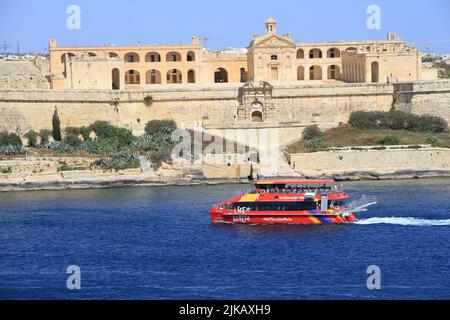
[296,169,450,181]
[1,169,449,192]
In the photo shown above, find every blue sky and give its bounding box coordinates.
[0,0,449,54]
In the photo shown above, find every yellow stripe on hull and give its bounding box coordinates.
[309,216,322,224]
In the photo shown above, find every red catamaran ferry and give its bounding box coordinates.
[210,180,375,225]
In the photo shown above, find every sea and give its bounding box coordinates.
[0,178,449,299]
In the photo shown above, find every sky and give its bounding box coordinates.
[0,0,449,54]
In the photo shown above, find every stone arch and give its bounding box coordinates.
[309,48,322,59]
[187,69,196,83]
[87,52,97,57]
[125,69,140,84]
[327,65,340,80]
[145,52,161,62]
[125,52,140,63]
[297,66,305,80]
[371,61,379,83]
[112,68,120,90]
[61,53,75,63]
[251,111,263,122]
[214,68,228,83]
[167,69,182,84]
[309,65,322,80]
[108,52,119,58]
[166,51,182,62]
[187,51,195,62]
[327,48,340,58]
[346,47,357,52]
[146,69,162,84]
[297,49,305,59]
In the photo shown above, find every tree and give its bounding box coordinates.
[52,107,62,141]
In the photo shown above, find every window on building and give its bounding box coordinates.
[271,55,278,61]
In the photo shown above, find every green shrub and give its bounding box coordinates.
[302,125,322,141]
[305,137,327,152]
[42,141,77,154]
[144,119,177,136]
[94,150,140,171]
[348,111,380,129]
[0,145,26,155]
[52,108,62,141]
[412,114,448,133]
[57,162,73,172]
[376,135,401,145]
[426,135,439,147]
[39,129,52,144]
[63,132,82,147]
[1,166,12,174]
[143,95,154,106]
[89,121,136,145]
[66,126,91,141]
[348,110,448,133]
[0,131,22,147]
[80,137,130,155]
[24,130,39,147]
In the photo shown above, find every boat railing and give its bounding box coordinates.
[340,195,378,213]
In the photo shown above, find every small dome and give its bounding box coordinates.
[266,17,276,24]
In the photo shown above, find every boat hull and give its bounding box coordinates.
[210,209,357,225]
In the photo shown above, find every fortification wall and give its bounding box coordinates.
[0,82,393,135]
[0,80,448,137]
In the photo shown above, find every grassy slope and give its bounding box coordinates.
[285,126,450,153]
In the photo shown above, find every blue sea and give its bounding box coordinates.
[0,178,449,300]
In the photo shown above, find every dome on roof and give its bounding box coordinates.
[266,17,276,24]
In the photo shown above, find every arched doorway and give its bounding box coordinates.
[187,51,195,61]
[145,52,161,62]
[146,69,161,84]
[167,69,182,84]
[309,48,322,59]
[166,52,181,62]
[125,70,140,84]
[297,66,305,80]
[309,65,322,80]
[327,48,340,58]
[187,70,196,83]
[251,111,263,122]
[112,68,120,90]
[327,65,340,80]
[125,52,140,63]
[371,61,379,83]
[297,49,304,59]
[214,68,228,83]
[61,53,75,63]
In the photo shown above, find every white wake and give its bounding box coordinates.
[355,217,450,226]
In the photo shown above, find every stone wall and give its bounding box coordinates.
[394,80,450,123]
[0,80,448,137]
[288,147,450,176]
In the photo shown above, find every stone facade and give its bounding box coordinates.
[0,80,448,138]
[48,18,437,90]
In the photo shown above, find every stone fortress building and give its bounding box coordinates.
[1,18,448,148]
[49,17,437,91]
